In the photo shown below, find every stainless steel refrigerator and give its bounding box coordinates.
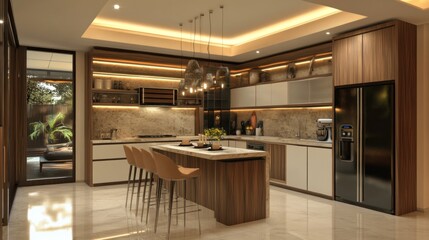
[334,82,395,214]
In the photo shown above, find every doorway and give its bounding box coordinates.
[24,48,75,184]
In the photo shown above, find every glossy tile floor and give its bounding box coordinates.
[2,183,429,240]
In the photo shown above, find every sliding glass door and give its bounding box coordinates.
[24,48,75,184]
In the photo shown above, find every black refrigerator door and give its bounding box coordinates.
[361,84,394,213]
[334,87,359,203]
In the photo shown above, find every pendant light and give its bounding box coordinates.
[184,18,202,94]
[178,23,186,96]
[215,5,229,89]
[201,9,214,90]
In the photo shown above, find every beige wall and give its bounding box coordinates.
[75,52,85,181]
[417,23,429,210]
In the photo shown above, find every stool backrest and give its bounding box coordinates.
[123,145,135,166]
[139,148,157,173]
[152,151,183,180]
[131,147,145,169]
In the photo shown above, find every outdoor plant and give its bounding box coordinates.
[29,112,73,145]
[204,127,226,141]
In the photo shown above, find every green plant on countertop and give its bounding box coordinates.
[204,128,226,141]
[29,112,73,145]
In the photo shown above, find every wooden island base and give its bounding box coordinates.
[154,149,267,226]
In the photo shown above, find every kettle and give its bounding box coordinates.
[110,128,118,140]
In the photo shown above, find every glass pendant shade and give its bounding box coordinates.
[215,66,229,87]
[184,59,202,90]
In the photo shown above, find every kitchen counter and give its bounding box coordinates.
[151,144,267,161]
[225,135,332,148]
[152,145,268,225]
[92,135,332,148]
[92,135,198,145]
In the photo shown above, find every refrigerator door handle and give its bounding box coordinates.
[358,87,364,203]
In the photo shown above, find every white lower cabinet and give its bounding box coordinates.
[93,159,129,184]
[286,145,308,190]
[227,140,247,149]
[307,147,332,196]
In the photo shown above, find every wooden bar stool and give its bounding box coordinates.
[135,148,159,223]
[123,145,138,209]
[152,151,201,239]
[131,147,148,216]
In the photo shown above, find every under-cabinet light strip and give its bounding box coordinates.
[93,72,182,82]
[92,105,140,109]
[261,65,288,72]
[230,106,332,112]
[260,56,332,71]
[92,60,185,72]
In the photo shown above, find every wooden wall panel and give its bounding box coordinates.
[270,144,286,182]
[395,21,417,215]
[333,35,363,86]
[216,159,266,225]
[363,27,396,83]
[156,149,266,225]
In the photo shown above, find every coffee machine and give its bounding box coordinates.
[316,118,332,142]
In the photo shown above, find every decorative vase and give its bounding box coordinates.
[211,141,221,150]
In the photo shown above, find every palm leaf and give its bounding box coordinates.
[29,121,46,140]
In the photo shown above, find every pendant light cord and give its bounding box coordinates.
[221,5,224,66]
[207,10,212,67]
[180,23,183,78]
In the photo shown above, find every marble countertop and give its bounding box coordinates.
[151,144,267,161]
[92,135,332,148]
[224,135,332,148]
[92,135,199,144]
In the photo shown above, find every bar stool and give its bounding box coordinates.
[123,145,138,209]
[135,148,158,223]
[131,147,148,216]
[152,151,201,239]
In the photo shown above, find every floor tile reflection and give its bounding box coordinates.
[2,183,429,240]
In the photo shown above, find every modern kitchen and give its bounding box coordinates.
[1,0,429,239]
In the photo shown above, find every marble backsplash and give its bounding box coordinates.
[92,107,195,139]
[235,108,333,140]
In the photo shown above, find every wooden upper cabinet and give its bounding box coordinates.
[333,34,363,86]
[362,27,395,83]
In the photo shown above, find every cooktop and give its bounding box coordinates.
[137,134,176,138]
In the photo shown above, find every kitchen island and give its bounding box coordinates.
[151,144,269,226]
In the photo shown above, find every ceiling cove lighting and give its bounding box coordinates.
[92,60,185,72]
[400,0,429,9]
[92,7,341,46]
[92,105,139,109]
[93,72,182,82]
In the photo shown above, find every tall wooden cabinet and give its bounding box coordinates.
[333,35,363,86]
[333,20,417,215]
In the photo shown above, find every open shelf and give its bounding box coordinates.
[92,88,139,94]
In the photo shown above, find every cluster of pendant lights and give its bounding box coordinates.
[179,5,229,96]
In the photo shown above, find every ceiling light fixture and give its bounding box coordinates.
[325,31,330,35]
[256,50,260,54]
[92,7,341,46]
[113,4,120,10]
[0,19,4,24]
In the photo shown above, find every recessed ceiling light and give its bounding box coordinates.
[113,4,120,10]
[326,31,331,35]
[256,51,260,54]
